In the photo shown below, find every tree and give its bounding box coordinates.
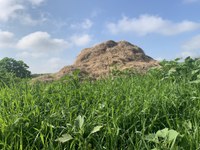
[0,57,31,78]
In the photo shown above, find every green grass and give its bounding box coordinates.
[0,57,200,149]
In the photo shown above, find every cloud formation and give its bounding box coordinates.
[70,19,93,30]
[0,0,46,24]
[0,0,24,22]
[106,15,200,36]
[181,35,200,57]
[0,29,92,59]
[70,34,92,46]
[0,30,15,48]
[17,31,69,58]
[27,0,45,5]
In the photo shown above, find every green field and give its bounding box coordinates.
[0,57,200,149]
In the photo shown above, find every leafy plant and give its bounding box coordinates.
[156,57,200,84]
[145,128,181,149]
[55,115,103,149]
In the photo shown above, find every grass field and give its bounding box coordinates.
[0,57,200,149]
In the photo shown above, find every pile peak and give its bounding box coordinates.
[57,40,158,79]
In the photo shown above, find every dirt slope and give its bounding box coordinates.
[55,40,158,78]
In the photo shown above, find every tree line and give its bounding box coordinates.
[0,57,31,78]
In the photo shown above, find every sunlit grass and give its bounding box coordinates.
[0,58,200,149]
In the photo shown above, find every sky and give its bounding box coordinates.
[0,0,200,73]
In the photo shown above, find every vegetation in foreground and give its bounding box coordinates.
[0,57,200,149]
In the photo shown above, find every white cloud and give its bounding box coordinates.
[106,15,200,36]
[17,31,69,58]
[27,0,45,5]
[70,19,93,30]
[16,32,92,59]
[181,35,200,58]
[0,0,46,24]
[0,30,15,48]
[70,34,92,46]
[0,0,24,22]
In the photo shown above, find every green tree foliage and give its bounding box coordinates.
[0,57,31,78]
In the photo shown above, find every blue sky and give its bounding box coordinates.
[0,0,200,73]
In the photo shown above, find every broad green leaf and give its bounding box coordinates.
[90,126,103,134]
[156,128,169,138]
[183,121,192,130]
[55,134,73,143]
[75,115,84,129]
[168,129,179,142]
[145,133,159,143]
[167,68,176,75]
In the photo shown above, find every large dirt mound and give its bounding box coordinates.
[33,40,158,82]
[55,40,158,79]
